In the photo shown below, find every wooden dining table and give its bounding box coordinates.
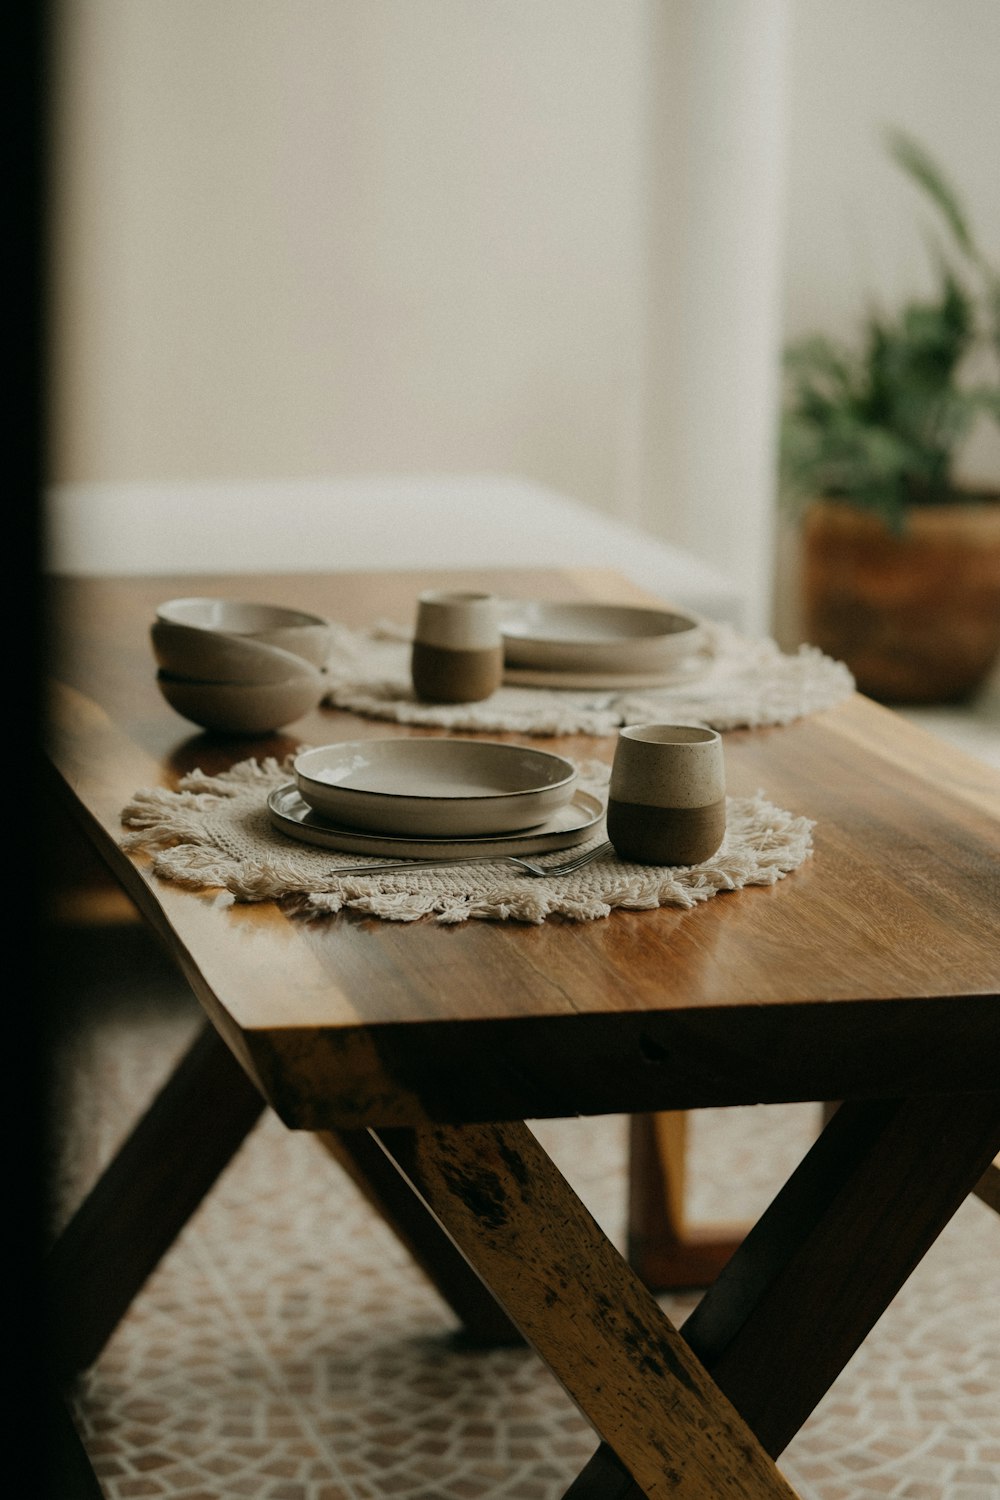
[41,565,1000,1499]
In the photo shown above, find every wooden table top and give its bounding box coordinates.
[42,566,1000,1130]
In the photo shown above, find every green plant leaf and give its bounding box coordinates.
[779,127,1000,529]
[883,126,975,259]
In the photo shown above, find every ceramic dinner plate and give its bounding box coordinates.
[502,657,712,691]
[267,783,606,859]
[499,600,705,674]
[293,738,578,837]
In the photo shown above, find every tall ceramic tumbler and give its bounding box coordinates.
[411,590,505,704]
[606,723,726,865]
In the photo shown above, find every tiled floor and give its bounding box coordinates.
[44,704,999,1500]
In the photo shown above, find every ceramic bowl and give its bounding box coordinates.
[155,597,333,669]
[499,601,704,673]
[156,667,327,735]
[150,618,319,685]
[293,738,578,836]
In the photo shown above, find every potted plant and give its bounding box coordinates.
[779,128,1000,704]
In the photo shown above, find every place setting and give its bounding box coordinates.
[120,710,815,927]
[274,718,733,869]
[320,585,857,735]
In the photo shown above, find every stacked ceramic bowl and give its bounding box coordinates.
[151,597,332,734]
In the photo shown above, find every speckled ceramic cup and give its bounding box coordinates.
[606,722,726,866]
[411,590,504,703]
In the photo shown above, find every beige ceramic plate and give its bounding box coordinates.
[502,657,712,691]
[268,783,604,859]
[500,601,704,673]
[293,738,578,837]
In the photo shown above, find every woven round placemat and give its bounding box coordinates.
[319,618,855,736]
[121,756,814,926]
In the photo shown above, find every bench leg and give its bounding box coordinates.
[46,1022,265,1379]
[627,1112,748,1291]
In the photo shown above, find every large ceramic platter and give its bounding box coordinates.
[293,738,578,837]
[268,783,605,859]
[499,601,705,673]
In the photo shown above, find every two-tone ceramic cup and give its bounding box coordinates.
[606,723,726,866]
[410,590,505,704]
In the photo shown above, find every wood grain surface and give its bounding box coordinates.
[41,568,1000,1130]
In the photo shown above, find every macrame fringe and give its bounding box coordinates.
[299,791,814,926]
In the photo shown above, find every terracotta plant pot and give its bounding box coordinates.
[801,494,1000,704]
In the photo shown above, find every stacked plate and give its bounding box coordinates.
[269,737,604,858]
[498,600,711,689]
[151,597,332,734]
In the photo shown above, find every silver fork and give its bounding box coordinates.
[323,839,614,879]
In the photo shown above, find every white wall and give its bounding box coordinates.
[48,0,645,515]
[47,0,1000,629]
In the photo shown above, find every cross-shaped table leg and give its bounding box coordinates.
[46,1022,519,1379]
[374,1089,1000,1499]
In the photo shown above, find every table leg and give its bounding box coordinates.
[373,1119,798,1500]
[46,1021,265,1379]
[569,1089,1000,1496]
[628,1112,749,1291]
[46,1019,524,1383]
[317,1129,522,1346]
[682,1090,1000,1453]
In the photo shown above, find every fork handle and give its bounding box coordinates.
[323,855,515,877]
